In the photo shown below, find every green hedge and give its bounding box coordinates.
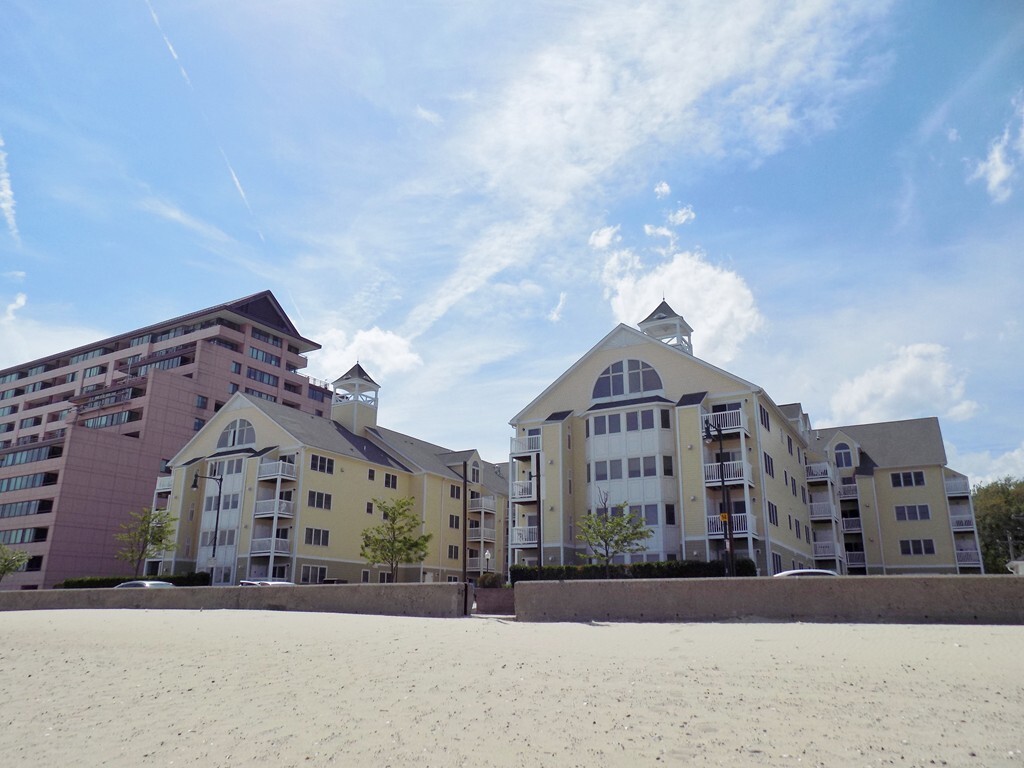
[56,572,212,589]
[509,558,760,584]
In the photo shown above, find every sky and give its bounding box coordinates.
[1,1,1022,482]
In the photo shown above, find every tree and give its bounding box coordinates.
[114,507,178,577]
[577,504,652,578]
[360,497,431,582]
[0,542,30,583]
[973,477,1024,574]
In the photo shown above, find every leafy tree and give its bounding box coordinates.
[114,507,178,577]
[576,505,652,578]
[0,542,30,583]
[973,477,1024,573]
[360,497,431,582]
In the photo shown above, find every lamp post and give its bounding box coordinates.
[484,549,491,573]
[703,420,735,577]
[191,471,224,560]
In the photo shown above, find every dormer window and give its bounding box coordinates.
[835,442,853,468]
[592,360,662,400]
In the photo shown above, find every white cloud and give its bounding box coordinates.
[0,293,104,369]
[667,205,696,226]
[970,127,1016,203]
[945,441,1024,487]
[415,105,443,126]
[946,127,959,143]
[588,225,620,250]
[548,291,568,322]
[312,326,423,380]
[2,271,26,281]
[827,343,978,426]
[0,134,19,245]
[600,243,762,365]
[4,292,26,322]
[139,197,232,244]
[654,181,671,198]
[643,224,674,240]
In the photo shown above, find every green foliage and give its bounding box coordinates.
[734,557,758,577]
[476,571,505,588]
[0,542,30,583]
[56,572,212,589]
[973,476,1024,573]
[114,507,178,577]
[360,497,431,582]
[576,507,653,578]
[509,559,726,584]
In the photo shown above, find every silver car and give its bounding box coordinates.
[113,580,175,588]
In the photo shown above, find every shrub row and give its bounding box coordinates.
[509,558,756,584]
[56,572,212,589]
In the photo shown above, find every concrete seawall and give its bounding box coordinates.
[514,576,1024,624]
[0,582,468,618]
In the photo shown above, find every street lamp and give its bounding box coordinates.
[484,549,491,573]
[703,419,735,577]
[191,470,224,560]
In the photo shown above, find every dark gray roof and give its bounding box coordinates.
[333,363,378,388]
[777,403,804,420]
[587,395,674,412]
[546,410,573,421]
[816,417,947,469]
[676,391,708,407]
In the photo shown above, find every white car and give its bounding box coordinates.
[773,569,838,578]
[239,580,296,586]
[113,580,175,588]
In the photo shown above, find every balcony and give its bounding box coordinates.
[945,478,971,496]
[706,514,753,537]
[467,557,497,572]
[847,552,866,567]
[950,515,975,531]
[701,409,745,435]
[154,476,173,493]
[258,461,297,480]
[805,463,834,483]
[467,523,497,542]
[814,541,837,558]
[469,495,497,513]
[955,549,981,566]
[837,484,859,500]
[841,517,862,533]
[703,460,751,486]
[510,526,538,546]
[510,479,535,502]
[250,537,293,556]
[510,435,541,454]
[809,501,836,520]
[254,499,295,519]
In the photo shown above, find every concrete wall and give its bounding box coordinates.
[0,583,468,619]
[514,576,1024,624]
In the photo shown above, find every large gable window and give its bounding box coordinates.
[217,418,256,449]
[592,359,662,400]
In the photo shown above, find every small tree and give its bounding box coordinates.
[974,476,1024,573]
[114,507,178,577]
[577,504,652,578]
[0,542,30,583]
[360,497,432,582]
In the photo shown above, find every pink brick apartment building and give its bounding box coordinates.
[0,292,329,589]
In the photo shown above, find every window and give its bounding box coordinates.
[83,364,107,378]
[368,469,376,481]
[763,453,775,478]
[201,529,236,547]
[385,473,398,489]
[366,501,374,515]
[308,491,332,510]
[759,404,770,431]
[640,410,654,430]
[605,413,620,433]
[449,514,460,529]
[247,367,279,387]
[594,461,608,482]
[626,412,639,431]
[661,409,671,429]
[895,504,931,521]
[768,502,779,527]
[450,484,461,500]
[772,552,783,574]
[891,471,926,487]
[211,566,232,585]
[193,418,205,432]
[835,442,853,468]
[361,570,370,583]
[447,545,459,560]
[310,454,334,474]
[249,347,281,367]
[195,395,208,409]
[592,359,662,399]
[787,435,793,455]
[609,459,622,480]
[593,415,606,435]
[628,457,642,478]
[899,539,936,556]
[791,477,797,496]
[217,419,255,448]
[231,361,242,374]
[643,504,658,525]
[642,456,657,477]
[795,520,802,539]
[665,503,676,525]
[251,328,282,347]
[300,565,327,584]
[471,462,480,483]
[304,527,330,546]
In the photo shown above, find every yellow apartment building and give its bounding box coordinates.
[507,301,981,575]
[154,364,507,584]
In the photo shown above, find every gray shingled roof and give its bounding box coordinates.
[816,417,947,469]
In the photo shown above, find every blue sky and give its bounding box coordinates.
[1,1,1022,479]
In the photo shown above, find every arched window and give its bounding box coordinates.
[217,418,256,449]
[835,442,853,468]
[592,359,662,399]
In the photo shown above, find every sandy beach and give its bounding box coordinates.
[1,610,1022,767]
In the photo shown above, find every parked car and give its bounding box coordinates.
[773,569,839,578]
[239,580,296,586]
[113,580,175,588]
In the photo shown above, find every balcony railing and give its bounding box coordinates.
[814,541,837,558]
[510,479,535,502]
[950,515,975,531]
[837,484,859,500]
[154,476,173,493]
[258,461,297,480]
[469,495,497,513]
[847,552,866,567]
[955,549,981,565]
[467,524,497,541]
[510,526,538,545]
[809,501,836,520]
[250,537,293,555]
[510,435,541,454]
[841,517,862,533]
[701,409,744,434]
[805,463,834,483]
[254,499,295,518]
[703,460,751,485]
[467,557,496,572]
[945,478,971,496]
[705,514,752,536]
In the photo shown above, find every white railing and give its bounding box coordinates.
[511,479,535,501]
[950,516,975,530]
[842,517,862,533]
[703,461,750,484]
[510,526,538,545]
[154,476,173,493]
[510,435,541,454]
[467,557,497,572]
[250,537,293,555]
[956,550,981,565]
[702,409,743,433]
[258,461,297,480]
[809,501,835,520]
[945,478,970,496]
[469,495,497,513]
[705,514,751,536]
[467,524,497,541]
[805,462,833,482]
[837,484,859,500]
[847,552,866,566]
[814,541,837,557]
[254,499,295,517]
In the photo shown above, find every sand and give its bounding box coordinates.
[0,610,1022,767]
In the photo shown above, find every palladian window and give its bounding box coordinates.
[592,359,662,399]
[217,418,256,449]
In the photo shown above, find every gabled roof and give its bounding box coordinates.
[815,417,947,469]
[333,363,379,388]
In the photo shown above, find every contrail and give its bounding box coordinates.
[0,133,20,246]
[144,0,265,243]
